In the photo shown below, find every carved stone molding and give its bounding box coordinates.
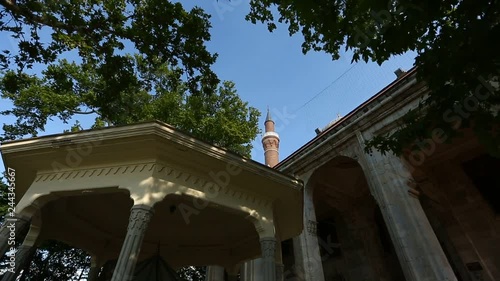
[306,220,318,236]
[128,205,154,232]
[245,214,275,238]
[260,238,277,259]
[111,204,154,281]
[33,161,271,210]
[34,162,156,183]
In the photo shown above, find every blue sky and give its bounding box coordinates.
[0,1,416,171]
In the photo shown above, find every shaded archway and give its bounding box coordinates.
[140,193,261,270]
[27,188,260,280]
[310,156,405,281]
[37,189,134,263]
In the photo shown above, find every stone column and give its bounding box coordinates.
[242,258,283,281]
[0,214,30,259]
[292,175,325,281]
[205,265,225,281]
[241,258,263,281]
[241,258,264,281]
[260,237,277,281]
[360,148,457,281]
[111,204,154,281]
[273,237,284,281]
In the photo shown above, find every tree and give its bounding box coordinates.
[0,0,219,96]
[178,266,207,281]
[19,241,90,281]
[0,177,8,222]
[1,1,260,279]
[1,55,260,156]
[247,0,500,156]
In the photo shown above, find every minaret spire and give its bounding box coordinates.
[262,106,280,167]
[266,106,273,123]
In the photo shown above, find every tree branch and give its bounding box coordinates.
[70,109,97,115]
[0,0,66,29]
[0,0,113,36]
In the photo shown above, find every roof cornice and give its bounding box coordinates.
[1,121,301,189]
[276,66,419,172]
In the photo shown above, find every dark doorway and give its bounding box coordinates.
[461,154,500,214]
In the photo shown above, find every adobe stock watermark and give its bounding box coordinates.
[212,0,247,21]
[177,162,243,224]
[273,106,297,133]
[283,231,340,280]
[50,133,105,176]
[3,167,17,274]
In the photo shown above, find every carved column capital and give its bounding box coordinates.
[260,237,277,259]
[306,220,318,236]
[259,237,277,281]
[111,204,154,281]
[128,205,154,232]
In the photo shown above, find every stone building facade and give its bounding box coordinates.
[236,67,499,281]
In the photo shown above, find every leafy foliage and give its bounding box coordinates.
[247,0,500,156]
[0,0,218,96]
[19,240,91,281]
[0,177,8,222]
[178,266,207,281]
[1,55,260,156]
[1,1,261,280]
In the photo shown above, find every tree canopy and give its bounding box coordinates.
[0,56,260,156]
[246,0,500,156]
[0,0,260,157]
[1,1,260,280]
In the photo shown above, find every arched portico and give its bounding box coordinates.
[288,133,460,281]
[308,156,405,281]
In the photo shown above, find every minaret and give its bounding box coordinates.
[262,107,280,167]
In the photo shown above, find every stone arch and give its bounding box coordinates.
[18,188,133,264]
[308,155,406,281]
[17,187,129,220]
[147,163,276,237]
[140,192,267,270]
